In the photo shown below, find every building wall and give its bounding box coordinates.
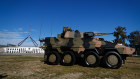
[3,47,44,53]
[0,47,5,53]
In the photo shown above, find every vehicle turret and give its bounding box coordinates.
[61,27,112,38]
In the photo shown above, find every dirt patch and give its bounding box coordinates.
[53,73,83,79]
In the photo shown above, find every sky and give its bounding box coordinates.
[0,0,140,46]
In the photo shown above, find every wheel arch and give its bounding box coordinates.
[84,48,99,54]
[102,48,120,55]
[45,48,62,57]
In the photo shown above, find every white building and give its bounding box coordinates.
[3,47,44,54]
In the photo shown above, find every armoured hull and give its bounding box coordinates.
[44,37,135,55]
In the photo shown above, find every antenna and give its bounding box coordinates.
[39,24,43,46]
[51,25,52,36]
[50,20,53,37]
[39,16,44,40]
[78,26,80,31]
[39,24,42,40]
[39,16,44,47]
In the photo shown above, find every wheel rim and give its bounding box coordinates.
[63,54,72,63]
[86,55,96,65]
[49,54,56,63]
[107,55,118,66]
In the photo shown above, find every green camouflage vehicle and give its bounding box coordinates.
[40,27,135,69]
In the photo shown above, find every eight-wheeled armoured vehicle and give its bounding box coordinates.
[40,27,135,69]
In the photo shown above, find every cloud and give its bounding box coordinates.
[14,27,24,32]
[3,29,8,32]
[0,38,38,46]
[0,38,22,45]
[0,31,27,39]
[0,29,38,46]
[18,28,23,31]
[31,29,36,32]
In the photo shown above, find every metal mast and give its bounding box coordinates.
[18,26,38,47]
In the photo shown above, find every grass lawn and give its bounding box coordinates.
[0,55,140,79]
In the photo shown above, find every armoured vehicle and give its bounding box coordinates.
[40,27,135,69]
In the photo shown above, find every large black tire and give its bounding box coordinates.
[103,51,122,69]
[83,51,100,67]
[44,49,49,63]
[46,51,61,65]
[61,51,76,66]
[44,54,47,63]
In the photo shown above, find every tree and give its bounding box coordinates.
[128,31,140,47]
[128,31,140,55]
[113,26,127,45]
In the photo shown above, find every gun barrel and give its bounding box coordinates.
[84,32,113,37]
[94,33,113,36]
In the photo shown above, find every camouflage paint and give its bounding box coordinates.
[115,44,135,55]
